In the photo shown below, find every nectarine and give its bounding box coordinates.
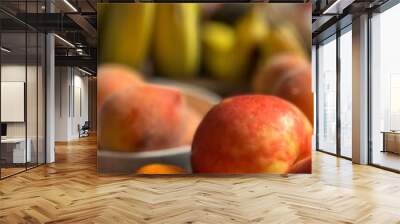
[97,64,143,109]
[98,84,187,152]
[252,54,309,93]
[252,54,313,124]
[178,108,202,145]
[191,95,312,174]
[273,64,313,125]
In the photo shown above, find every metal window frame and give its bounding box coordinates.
[367,0,400,173]
[315,21,353,161]
[0,0,47,180]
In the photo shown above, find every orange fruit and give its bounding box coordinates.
[136,164,186,174]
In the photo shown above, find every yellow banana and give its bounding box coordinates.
[153,4,200,79]
[262,23,306,61]
[236,5,269,53]
[202,6,269,82]
[202,22,242,82]
[99,4,155,69]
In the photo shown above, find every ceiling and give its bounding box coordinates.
[312,0,391,43]
[1,0,395,72]
[1,0,98,72]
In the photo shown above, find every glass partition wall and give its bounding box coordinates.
[370,3,400,171]
[316,25,353,159]
[317,35,337,154]
[0,5,46,179]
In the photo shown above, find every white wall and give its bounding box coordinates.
[55,67,89,141]
[1,64,46,164]
[55,66,70,141]
[1,65,38,137]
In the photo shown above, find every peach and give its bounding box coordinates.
[178,108,202,145]
[97,64,143,109]
[191,95,312,174]
[98,84,187,152]
[252,54,309,93]
[252,54,313,124]
[274,64,313,125]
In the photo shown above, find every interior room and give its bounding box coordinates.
[0,0,400,223]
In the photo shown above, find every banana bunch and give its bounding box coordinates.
[153,4,200,79]
[261,23,306,61]
[235,5,269,55]
[202,22,239,82]
[99,4,155,69]
[202,5,269,82]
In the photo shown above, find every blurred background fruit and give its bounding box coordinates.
[261,23,306,62]
[202,21,239,81]
[97,64,143,109]
[202,5,269,83]
[153,4,200,79]
[252,54,313,124]
[178,108,202,146]
[98,3,311,95]
[136,164,186,174]
[98,84,187,152]
[235,5,269,54]
[273,65,313,125]
[99,4,155,69]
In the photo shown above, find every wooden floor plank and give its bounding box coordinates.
[0,136,400,223]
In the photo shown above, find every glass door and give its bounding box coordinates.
[370,3,400,171]
[0,1,46,179]
[317,35,337,154]
[0,30,28,178]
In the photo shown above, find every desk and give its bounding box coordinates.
[1,138,31,164]
[381,131,400,154]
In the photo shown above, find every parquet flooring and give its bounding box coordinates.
[1,135,400,223]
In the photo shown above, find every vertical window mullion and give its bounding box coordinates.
[336,28,341,157]
[25,0,28,171]
[316,44,320,151]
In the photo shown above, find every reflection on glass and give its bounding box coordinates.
[0,2,46,179]
[371,3,400,171]
[340,29,352,158]
[317,36,337,154]
[1,31,28,177]
[38,33,46,165]
[27,31,38,169]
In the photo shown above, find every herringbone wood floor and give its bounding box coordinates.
[1,136,400,224]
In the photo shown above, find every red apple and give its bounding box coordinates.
[191,95,312,174]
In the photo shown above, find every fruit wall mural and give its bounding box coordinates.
[97,3,312,174]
